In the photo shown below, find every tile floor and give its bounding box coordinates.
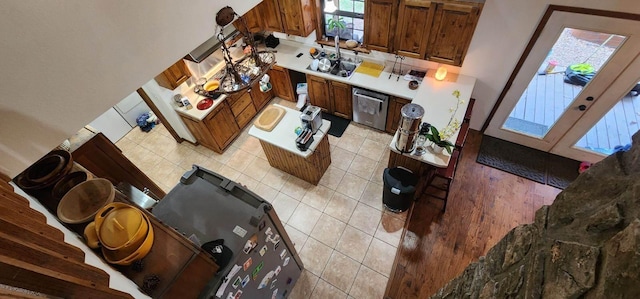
[116,98,407,299]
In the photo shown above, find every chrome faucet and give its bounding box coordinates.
[334,35,341,60]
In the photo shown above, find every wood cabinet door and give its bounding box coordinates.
[364,0,398,53]
[205,102,240,150]
[306,74,331,112]
[280,0,315,37]
[262,0,285,33]
[330,81,353,120]
[249,80,273,111]
[426,2,481,66]
[180,114,219,151]
[395,0,435,58]
[385,97,411,133]
[268,66,294,101]
[155,59,191,90]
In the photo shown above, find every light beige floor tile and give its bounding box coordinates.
[155,164,186,188]
[163,145,194,165]
[198,158,224,173]
[328,135,339,147]
[349,265,388,299]
[336,175,368,200]
[379,149,391,163]
[261,167,290,191]
[310,278,348,299]
[284,224,309,253]
[337,133,365,153]
[370,162,386,185]
[331,147,356,171]
[253,182,279,202]
[299,237,333,276]
[374,211,405,247]
[124,126,151,143]
[310,214,346,248]
[348,203,381,236]
[347,154,377,180]
[115,137,136,153]
[217,165,241,181]
[236,173,259,191]
[288,203,322,235]
[256,148,268,160]
[363,238,396,277]
[148,159,180,185]
[324,192,358,223]
[345,123,370,138]
[192,144,216,157]
[153,124,172,138]
[226,149,256,172]
[360,182,384,211]
[141,130,176,154]
[211,145,238,164]
[271,192,299,223]
[289,270,319,299]
[281,176,312,200]
[301,185,334,211]
[367,130,393,144]
[319,166,346,190]
[357,139,386,161]
[243,157,271,181]
[237,136,263,157]
[178,150,210,171]
[321,251,360,293]
[335,225,373,262]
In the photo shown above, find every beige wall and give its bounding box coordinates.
[461,0,640,130]
[0,1,259,177]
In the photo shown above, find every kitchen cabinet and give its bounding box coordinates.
[364,0,399,53]
[394,0,435,59]
[330,81,353,120]
[233,3,262,33]
[262,0,285,33]
[249,80,273,111]
[426,1,482,66]
[179,102,240,154]
[154,59,191,90]
[237,0,313,37]
[227,91,257,129]
[268,65,295,102]
[385,96,412,134]
[306,74,353,119]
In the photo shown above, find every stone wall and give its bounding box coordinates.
[431,131,640,299]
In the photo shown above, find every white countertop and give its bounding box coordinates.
[174,87,228,121]
[248,104,331,158]
[389,75,476,168]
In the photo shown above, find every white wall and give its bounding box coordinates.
[0,0,259,177]
[461,0,640,130]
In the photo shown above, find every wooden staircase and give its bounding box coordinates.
[0,179,132,298]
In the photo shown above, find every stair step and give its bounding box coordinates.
[0,209,65,242]
[1,219,85,263]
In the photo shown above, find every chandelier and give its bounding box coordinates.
[213,6,276,94]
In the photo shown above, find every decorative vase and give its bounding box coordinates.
[431,143,445,154]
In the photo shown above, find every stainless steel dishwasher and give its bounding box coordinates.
[352,87,389,131]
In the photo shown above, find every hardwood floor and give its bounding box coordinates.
[385,130,561,298]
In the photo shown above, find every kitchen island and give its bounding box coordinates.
[249,104,331,185]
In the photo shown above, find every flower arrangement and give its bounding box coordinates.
[425,90,464,154]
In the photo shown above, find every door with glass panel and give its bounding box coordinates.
[485,10,640,159]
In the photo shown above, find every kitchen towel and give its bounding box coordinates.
[358,97,378,115]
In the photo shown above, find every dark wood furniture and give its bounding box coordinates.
[179,101,240,154]
[423,149,460,211]
[268,65,295,102]
[238,0,315,37]
[364,0,399,53]
[305,74,353,119]
[395,0,434,58]
[154,59,191,90]
[426,1,482,66]
[260,134,331,185]
[73,133,166,199]
[385,96,412,134]
[464,98,476,122]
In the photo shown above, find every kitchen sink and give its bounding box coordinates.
[306,59,360,79]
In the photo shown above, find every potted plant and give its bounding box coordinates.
[425,126,454,154]
[326,17,346,37]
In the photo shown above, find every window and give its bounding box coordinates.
[323,0,364,42]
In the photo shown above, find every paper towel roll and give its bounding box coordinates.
[296,94,308,109]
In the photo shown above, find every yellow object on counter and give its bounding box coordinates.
[355,61,385,78]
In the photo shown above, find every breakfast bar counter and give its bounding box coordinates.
[249,104,332,185]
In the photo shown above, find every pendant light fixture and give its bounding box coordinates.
[212,7,276,94]
[324,0,337,13]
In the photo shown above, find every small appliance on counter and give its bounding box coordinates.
[395,103,424,153]
[295,128,314,152]
[300,105,322,134]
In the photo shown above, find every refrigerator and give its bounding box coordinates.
[152,166,303,299]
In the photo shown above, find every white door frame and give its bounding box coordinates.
[484,9,640,153]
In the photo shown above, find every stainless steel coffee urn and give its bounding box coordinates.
[395,103,424,153]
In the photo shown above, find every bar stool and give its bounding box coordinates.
[464,98,476,123]
[455,121,470,150]
[424,149,460,212]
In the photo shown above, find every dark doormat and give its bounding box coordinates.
[322,113,350,137]
[476,135,581,189]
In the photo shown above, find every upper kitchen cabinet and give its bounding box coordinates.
[155,59,191,90]
[394,0,435,59]
[233,3,263,33]
[426,1,483,66]
[279,0,316,37]
[262,0,285,33]
[364,0,399,52]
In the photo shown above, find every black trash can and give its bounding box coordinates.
[382,167,418,213]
